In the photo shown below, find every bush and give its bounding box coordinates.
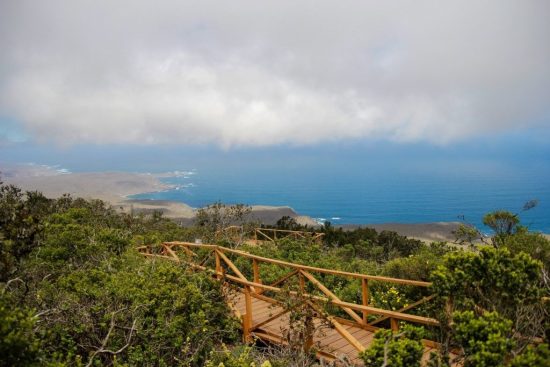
[0,293,41,366]
[359,325,425,367]
[510,344,550,367]
[503,231,550,270]
[453,311,514,367]
[431,246,543,317]
[34,253,240,366]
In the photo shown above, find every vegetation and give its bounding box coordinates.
[360,326,425,367]
[1,177,549,366]
[0,179,237,366]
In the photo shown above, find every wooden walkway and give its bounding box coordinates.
[138,241,454,366]
[229,293,441,365]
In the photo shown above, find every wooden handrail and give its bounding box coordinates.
[163,242,432,287]
[300,270,364,324]
[268,269,299,288]
[215,271,440,326]
[256,228,322,235]
[254,228,325,243]
[368,295,435,326]
[139,242,439,327]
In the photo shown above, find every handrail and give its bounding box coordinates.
[138,240,442,356]
[254,228,325,243]
[140,242,437,327]
[256,228,324,236]
[164,241,431,287]
[218,273,439,326]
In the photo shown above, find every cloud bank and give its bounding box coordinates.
[1,1,549,147]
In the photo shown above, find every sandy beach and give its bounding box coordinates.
[2,163,466,242]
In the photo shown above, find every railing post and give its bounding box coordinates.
[252,259,261,293]
[390,318,399,331]
[215,250,222,280]
[299,270,305,293]
[243,285,253,343]
[361,278,369,324]
[304,312,314,353]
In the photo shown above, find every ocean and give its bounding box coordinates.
[5,138,549,233]
[129,153,550,234]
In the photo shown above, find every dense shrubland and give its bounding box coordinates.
[1,179,549,366]
[0,181,237,366]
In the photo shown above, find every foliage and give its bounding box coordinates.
[205,345,279,367]
[431,246,548,364]
[3,177,549,365]
[453,223,482,245]
[0,179,239,366]
[359,325,425,367]
[33,254,239,366]
[483,210,520,238]
[509,344,550,367]
[382,243,454,281]
[502,229,550,270]
[205,345,259,367]
[453,310,514,367]
[431,246,544,318]
[195,202,253,244]
[274,216,302,231]
[319,226,424,262]
[0,184,52,280]
[0,292,41,367]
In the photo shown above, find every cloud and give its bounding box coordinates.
[0,0,549,147]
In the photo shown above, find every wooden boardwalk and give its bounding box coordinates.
[138,241,454,366]
[229,291,442,365]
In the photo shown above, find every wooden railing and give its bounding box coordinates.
[254,228,325,243]
[137,241,439,352]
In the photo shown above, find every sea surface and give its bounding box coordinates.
[5,138,549,233]
[130,158,550,234]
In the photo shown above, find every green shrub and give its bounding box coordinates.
[359,325,425,367]
[34,254,240,366]
[453,310,514,367]
[510,344,550,367]
[0,293,41,366]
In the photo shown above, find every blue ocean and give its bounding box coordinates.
[6,137,549,233]
[127,144,550,233]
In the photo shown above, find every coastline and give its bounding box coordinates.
[0,164,480,242]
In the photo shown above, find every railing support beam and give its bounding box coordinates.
[362,278,369,324]
[243,285,253,343]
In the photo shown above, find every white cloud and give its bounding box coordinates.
[0,0,549,147]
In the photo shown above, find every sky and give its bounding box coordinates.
[0,0,549,154]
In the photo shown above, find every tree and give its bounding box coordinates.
[0,183,52,280]
[274,216,301,231]
[483,210,520,237]
[455,201,539,248]
[194,202,252,244]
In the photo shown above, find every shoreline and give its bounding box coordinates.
[3,164,539,243]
